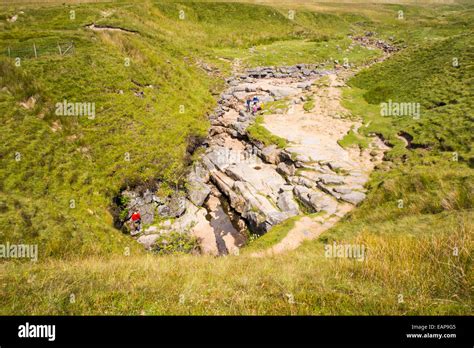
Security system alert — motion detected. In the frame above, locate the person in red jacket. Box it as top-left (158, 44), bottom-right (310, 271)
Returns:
top-left (131, 210), bottom-right (141, 234)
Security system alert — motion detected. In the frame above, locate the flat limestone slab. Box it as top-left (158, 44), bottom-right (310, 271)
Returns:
top-left (225, 163), bottom-right (286, 200)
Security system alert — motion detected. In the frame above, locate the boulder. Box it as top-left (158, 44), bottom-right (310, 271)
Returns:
top-left (192, 161), bottom-right (209, 182)
top-left (157, 195), bottom-right (187, 218)
top-left (277, 191), bottom-right (300, 215)
top-left (246, 211), bottom-right (269, 233)
top-left (210, 126), bottom-right (226, 136)
top-left (136, 203), bottom-right (155, 224)
top-left (297, 81), bottom-right (312, 89)
top-left (279, 185), bottom-right (294, 192)
top-left (157, 205), bottom-right (170, 217)
top-left (293, 185), bottom-right (312, 207)
top-left (206, 147), bottom-right (232, 171)
top-left (232, 180), bottom-right (282, 229)
top-left (233, 122), bottom-right (249, 137)
top-left (333, 187), bottom-right (352, 194)
top-left (319, 183), bottom-right (341, 199)
top-left (187, 180), bottom-right (211, 207)
top-left (265, 211), bottom-right (290, 225)
top-left (201, 155), bottom-right (216, 172)
top-left (144, 225), bottom-right (159, 234)
top-left (276, 162), bottom-right (295, 176)
top-left (168, 195), bottom-right (187, 217)
top-left (171, 201), bottom-right (201, 231)
top-left (258, 94), bottom-right (275, 103)
top-left (233, 91), bottom-right (248, 101)
top-left (210, 171), bottom-right (235, 196)
top-left (143, 189), bottom-right (154, 204)
top-left (226, 129), bottom-right (239, 137)
top-left (267, 86), bottom-right (299, 99)
top-left (319, 174), bottom-right (345, 185)
top-left (261, 145), bottom-right (281, 164)
top-left (244, 85), bottom-right (257, 92)
top-left (295, 154), bottom-right (311, 163)
top-left (309, 192), bottom-right (338, 215)
top-left (137, 234), bottom-right (160, 250)
top-left (297, 176), bottom-right (315, 188)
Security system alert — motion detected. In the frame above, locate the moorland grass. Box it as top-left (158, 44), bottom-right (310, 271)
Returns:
top-left (0, 0), bottom-right (472, 315)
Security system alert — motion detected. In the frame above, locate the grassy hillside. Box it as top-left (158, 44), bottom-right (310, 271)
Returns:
top-left (0, 0), bottom-right (391, 257)
top-left (349, 34), bottom-right (474, 162)
top-left (0, 1), bottom-right (472, 315)
top-left (1, 211), bottom-right (471, 315)
top-left (0, 2), bottom-right (223, 257)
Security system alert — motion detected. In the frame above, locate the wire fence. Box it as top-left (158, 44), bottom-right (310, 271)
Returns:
top-left (1, 42), bottom-right (75, 59)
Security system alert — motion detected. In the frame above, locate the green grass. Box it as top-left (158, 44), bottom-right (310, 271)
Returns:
top-left (243, 212), bottom-right (326, 253)
top-left (303, 96), bottom-right (314, 112)
top-left (338, 129), bottom-right (369, 149)
top-left (242, 215), bottom-right (298, 253)
top-left (349, 33), bottom-right (474, 164)
top-left (215, 38), bottom-right (382, 68)
top-left (247, 115), bottom-right (288, 149)
top-left (260, 98), bottom-right (289, 114)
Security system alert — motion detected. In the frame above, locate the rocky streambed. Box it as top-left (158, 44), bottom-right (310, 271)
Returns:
top-left (117, 63), bottom-right (388, 256)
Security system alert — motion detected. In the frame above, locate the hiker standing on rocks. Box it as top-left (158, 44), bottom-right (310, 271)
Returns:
top-left (252, 103), bottom-right (258, 115)
top-left (251, 96), bottom-right (260, 115)
top-left (131, 210), bottom-right (141, 235)
top-left (246, 98), bottom-right (251, 112)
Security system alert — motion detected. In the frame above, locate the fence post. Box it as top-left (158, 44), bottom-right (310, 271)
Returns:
top-left (33, 43), bottom-right (37, 58)
top-left (57, 43), bottom-right (62, 56)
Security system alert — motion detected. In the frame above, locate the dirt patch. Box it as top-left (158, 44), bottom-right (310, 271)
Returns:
top-left (85, 24), bottom-right (138, 34)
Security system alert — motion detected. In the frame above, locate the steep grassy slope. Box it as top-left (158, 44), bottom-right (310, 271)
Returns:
top-left (349, 34), bottom-right (474, 162)
top-left (0, 3), bottom-right (225, 257)
top-left (0, 1), bottom-right (472, 315)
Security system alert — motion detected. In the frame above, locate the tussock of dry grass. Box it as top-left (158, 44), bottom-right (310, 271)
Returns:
top-left (1, 211), bottom-right (471, 315)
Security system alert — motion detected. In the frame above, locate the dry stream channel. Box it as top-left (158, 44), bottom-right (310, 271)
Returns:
top-left (120, 60), bottom-right (390, 256)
